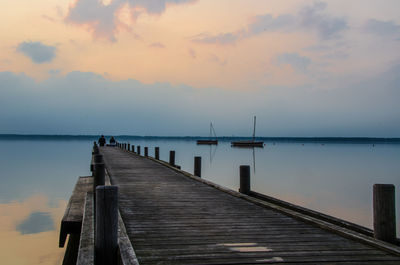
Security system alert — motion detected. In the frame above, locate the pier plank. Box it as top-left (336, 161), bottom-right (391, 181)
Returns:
top-left (59, 176), bottom-right (93, 247)
top-left (100, 147), bottom-right (400, 264)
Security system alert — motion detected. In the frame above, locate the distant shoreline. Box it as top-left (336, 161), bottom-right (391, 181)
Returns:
top-left (0, 134), bottom-right (399, 144)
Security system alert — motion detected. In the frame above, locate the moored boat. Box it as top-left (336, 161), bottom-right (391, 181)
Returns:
top-left (231, 116), bottom-right (264, 148)
top-left (197, 123), bottom-right (218, 145)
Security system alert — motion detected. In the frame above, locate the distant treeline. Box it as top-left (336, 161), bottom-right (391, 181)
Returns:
top-left (1, 134), bottom-right (400, 144)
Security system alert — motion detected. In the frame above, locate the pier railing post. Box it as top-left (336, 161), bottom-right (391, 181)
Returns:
top-left (155, 147), bottom-right (159, 160)
top-left (169, 151), bottom-right (175, 166)
top-left (239, 165), bottom-right (250, 195)
top-left (373, 184), bottom-right (396, 243)
top-left (144, 147), bottom-right (148, 157)
top-left (128, 143), bottom-right (130, 151)
top-left (131, 145), bottom-right (135, 153)
top-left (137, 146), bottom-right (141, 155)
top-left (194, 156), bottom-right (201, 177)
top-left (92, 143), bottom-right (99, 155)
top-left (95, 186), bottom-right (118, 265)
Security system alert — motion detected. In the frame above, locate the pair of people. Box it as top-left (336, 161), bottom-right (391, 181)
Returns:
top-left (98, 135), bottom-right (116, 146)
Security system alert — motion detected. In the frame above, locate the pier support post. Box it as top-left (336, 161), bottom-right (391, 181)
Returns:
top-left (93, 154), bottom-right (103, 164)
top-left (131, 145), bottom-right (135, 153)
top-left (137, 146), bottom-right (141, 155)
top-left (239, 165), bottom-right (250, 195)
top-left (93, 162), bottom-right (105, 193)
top-left (155, 147), bottom-right (159, 160)
top-left (194, 156), bottom-right (201, 177)
top-left (95, 186), bottom-right (118, 265)
top-left (373, 184), bottom-right (396, 243)
top-left (144, 147), bottom-right (148, 157)
top-left (169, 151), bottom-right (175, 166)
top-left (92, 143), bottom-right (99, 155)
top-left (128, 143), bottom-right (130, 151)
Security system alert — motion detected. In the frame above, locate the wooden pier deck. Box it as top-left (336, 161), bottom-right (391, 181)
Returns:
top-left (97, 146), bottom-right (400, 265)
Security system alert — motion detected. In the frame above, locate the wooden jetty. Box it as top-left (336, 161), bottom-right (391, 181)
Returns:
top-left (60, 143), bottom-right (400, 264)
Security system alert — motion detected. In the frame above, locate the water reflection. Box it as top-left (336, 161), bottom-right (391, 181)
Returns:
top-left (0, 137), bottom-right (399, 264)
top-left (209, 144), bottom-right (218, 164)
top-left (0, 194), bottom-right (66, 265)
top-left (17, 212), bottom-right (54, 235)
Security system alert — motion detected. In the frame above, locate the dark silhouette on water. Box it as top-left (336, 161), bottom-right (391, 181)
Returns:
top-left (197, 122), bottom-right (218, 145)
top-left (231, 116), bottom-right (264, 147)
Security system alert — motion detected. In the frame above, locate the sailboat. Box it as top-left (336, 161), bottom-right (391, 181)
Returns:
top-left (197, 122), bottom-right (218, 145)
top-left (231, 116), bottom-right (264, 147)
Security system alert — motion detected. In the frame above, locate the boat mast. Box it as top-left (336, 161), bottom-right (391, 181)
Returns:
top-left (211, 122), bottom-right (217, 139)
top-left (252, 116), bottom-right (256, 141)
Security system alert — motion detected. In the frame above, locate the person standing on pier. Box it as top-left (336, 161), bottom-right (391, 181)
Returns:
top-left (98, 135), bottom-right (106, 146)
top-left (109, 136), bottom-right (116, 146)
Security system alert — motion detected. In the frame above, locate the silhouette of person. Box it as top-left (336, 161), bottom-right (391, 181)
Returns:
top-left (98, 135), bottom-right (106, 146)
top-left (109, 136), bottom-right (116, 146)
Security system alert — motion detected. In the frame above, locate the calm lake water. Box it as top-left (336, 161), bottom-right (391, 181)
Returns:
top-left (0, 136), bottom-right (399, 264)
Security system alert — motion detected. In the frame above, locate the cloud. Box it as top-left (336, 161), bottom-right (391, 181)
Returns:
top-left (149, 42), bottom-right (165, 48)
top-left (66, 0), bottom-right (196, 41)
top-left (188, 48), bottom-right (196, 58)
top-left (248, 14), bottom-right (295, 35)
top-left (298, 1), bottom-right (347, 39)
top-left (1, 65), bottom-right (400, 137)
top-left (192, 32), bottom-right (242, 45)
top-left (364, 19), bottom-right (400, 37)
top-left (208, 53), bottom-right (227, 66)
top-left (16, 42), bottom-right (57, 64)
top-left (192, 1), bottom-right (347, 45)
top-left (275, 53), bottom-right (311, 72)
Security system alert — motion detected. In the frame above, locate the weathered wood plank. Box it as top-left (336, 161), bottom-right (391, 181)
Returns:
top-left (59, 176), bottom-right (93, 247)
top-left (76, 192), bottom-right (94, 265)
top-left (99, 146), bottom-right (400, 264)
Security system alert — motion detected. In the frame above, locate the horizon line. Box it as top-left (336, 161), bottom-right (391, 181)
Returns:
top-left (0, 134), bottom-right (399, 141)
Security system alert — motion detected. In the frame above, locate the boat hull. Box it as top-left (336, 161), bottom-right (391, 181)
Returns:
top-left (231, 141), bottom-right (264, 147)
top-left (197, 140), bottom-right (218, 145)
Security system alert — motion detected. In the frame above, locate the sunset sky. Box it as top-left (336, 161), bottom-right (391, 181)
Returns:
top-left (1, 0), bottom-right (400, 136)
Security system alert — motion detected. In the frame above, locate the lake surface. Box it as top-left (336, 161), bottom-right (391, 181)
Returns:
top-left (0, 136), bottom-right (399, 264)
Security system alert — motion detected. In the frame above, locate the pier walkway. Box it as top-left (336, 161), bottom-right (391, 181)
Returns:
top-left (98, 146), bottom-right (400, 264)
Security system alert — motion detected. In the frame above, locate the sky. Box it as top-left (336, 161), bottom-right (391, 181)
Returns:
top-left (1, 0), bottom-right (400, 137)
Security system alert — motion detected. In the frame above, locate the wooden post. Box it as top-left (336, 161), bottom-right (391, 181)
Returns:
top-left (373, 184), bottom-right (396, 243)
top-left (155, 147), bottom-right (159, 160)
top-left (144, 147), bottom-right (148, 157)
top-left (137, 146), bottom-right (141, 155)
top-left (131, 145), bottom-right (135, 153)
top-left (239, 165), bottom-right (250, 195)
top-left (92, 144), bottom-right (99, 155)
top-left (128, 143), bottom-right (130, 151)
top-left (93, 162), bottom-right (105, 193)
top-left (194, 156), bottom-right (201, 177)
top-left (93, 154), bottom-right (103, 164)
top-left (169, 151), bottom-right (175, 166)
top-left (124, 143), bottom-right (127, 150)
top-left (95, 186), bottom-right (118, 265)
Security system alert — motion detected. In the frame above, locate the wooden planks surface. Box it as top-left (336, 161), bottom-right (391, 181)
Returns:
top-left (100, 147), bottom-right (400, 265)
top-left (59, 176), bottom-right (93, 247)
